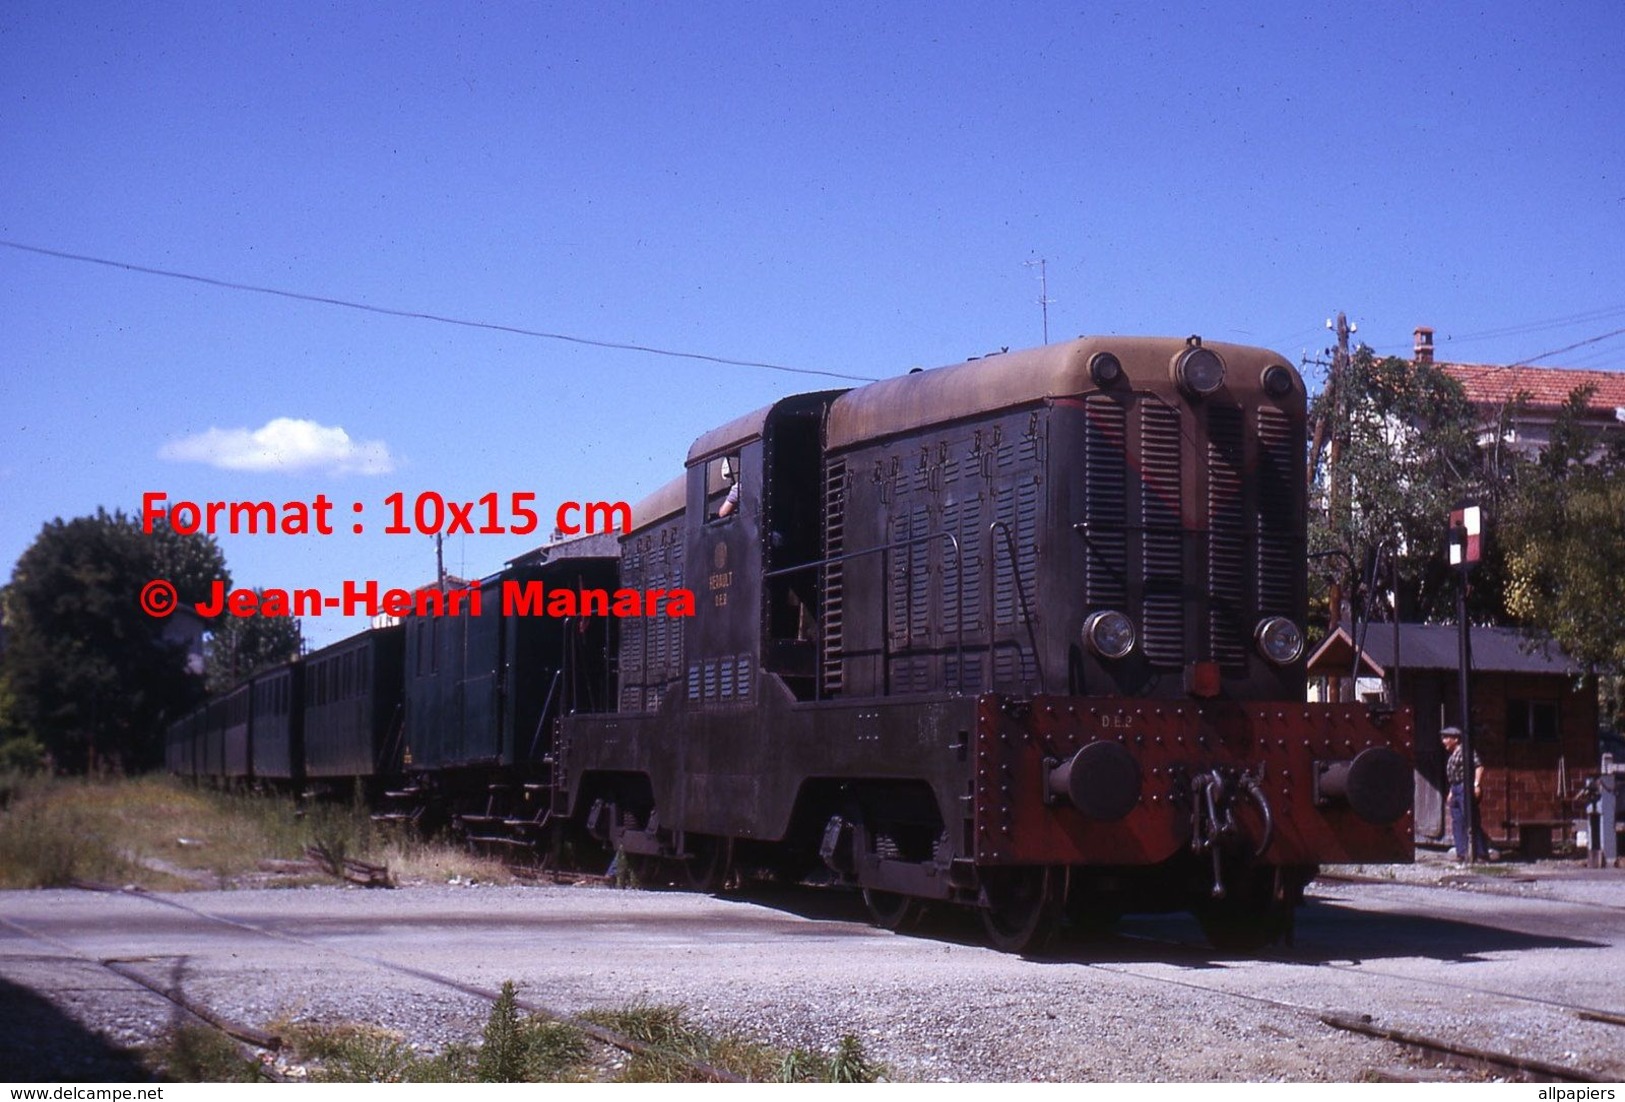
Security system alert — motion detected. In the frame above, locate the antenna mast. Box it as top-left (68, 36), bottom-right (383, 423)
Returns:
top-left (1024, 258), bottom-right (1053, 344)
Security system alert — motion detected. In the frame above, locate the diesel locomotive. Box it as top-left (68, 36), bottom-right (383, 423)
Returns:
top-left (169, 334), bottom-right (1414, 952)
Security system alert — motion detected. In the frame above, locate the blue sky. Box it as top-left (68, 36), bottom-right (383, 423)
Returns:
top-left (3, 2), bottom-right (1622, 646)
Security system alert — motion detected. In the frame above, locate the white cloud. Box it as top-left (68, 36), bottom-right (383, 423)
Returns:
top-left (159, 417), bottom-right (397, 475)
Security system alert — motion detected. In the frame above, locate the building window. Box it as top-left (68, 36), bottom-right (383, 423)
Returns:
top-left (1506, 699), bottom-right (1559, 742)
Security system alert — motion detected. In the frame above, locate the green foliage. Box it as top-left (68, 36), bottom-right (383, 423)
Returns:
top-left (1309, 348), bottom-right (1503, 625)
top-left (205, 600), bottom-right (304, 692)
top-left (280, 994), bottom-right (586, 1083)
top-left (0, 509), bottom-right (227, 772)
top-left (581, 1003), bottom-right (883, 1083)
top-left (147, 1025), bottom-right (264, 1083)
top-left (477, 981), bottom-right (526, 1082)
top-left (0, 734), bottom-right (48, 774)
top-left (284, 1022), bottom-right (442, 1082)
top-left (826, 1033), bottom-right (883, 1083)
top-left (0, 776), bottom-right (139, 887)
top-left (1501, 388), bottom-right (1625, 673)
top-left (778, 1034), bottom-right (883, 1083)
top-left (1316, 355), bottom-right (1625, 672)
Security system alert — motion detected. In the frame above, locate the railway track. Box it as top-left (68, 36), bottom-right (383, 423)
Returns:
top-left (6, 876), bottom-right (1617, 1083)
top-left (10, 885), bottom-right (742, 1083)
top-left (1077, 922), bottom-right (1619, 1083)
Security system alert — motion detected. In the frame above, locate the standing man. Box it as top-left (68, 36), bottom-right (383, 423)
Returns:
top-left (1442, 726), bottom-right (1497, 861)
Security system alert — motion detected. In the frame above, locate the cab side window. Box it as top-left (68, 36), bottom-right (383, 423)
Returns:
top-left (708, 454), bottom-right (741, 521)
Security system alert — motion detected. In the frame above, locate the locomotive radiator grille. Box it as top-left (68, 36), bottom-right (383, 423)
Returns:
top-left (1082, 396), bottom-right (1128, 609)
top-left (1256, 408), bottom-right (1298, 616)
top-left (1206, 406), bottom-right (1248, 666)
top-left (1139, 401), bottom-right (1184, 665)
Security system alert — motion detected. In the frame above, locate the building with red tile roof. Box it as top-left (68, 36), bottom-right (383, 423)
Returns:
top-left (1411, 326), bottom-right (1625, 454)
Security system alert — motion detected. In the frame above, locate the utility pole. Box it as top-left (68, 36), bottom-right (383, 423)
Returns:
top-left (1449, 503), bottom-right (1484, 864)
top-left (1308, 312), bottom-right (1355, 699)
top-left (1024, 258), bottom-right (1053, 344)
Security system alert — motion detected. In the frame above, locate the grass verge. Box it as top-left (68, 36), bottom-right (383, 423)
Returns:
top-left (0, 772), bottom-right (509, 890)
top-left (157, 988), bottom-right (887, 1083)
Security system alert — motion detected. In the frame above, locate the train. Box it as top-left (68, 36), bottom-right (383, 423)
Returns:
top-left (167, 333), bottom-right (1414, 952)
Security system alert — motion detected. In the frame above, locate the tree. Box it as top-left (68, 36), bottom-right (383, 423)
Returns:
top-left (1309, 346), bottom-right (1503, 628)
top-left (0, 509), bottom-right (228, 772)
top-left (205, 597), bottom-right (304, 692)
top-left (1500, 387), bottom-right (1625, 674)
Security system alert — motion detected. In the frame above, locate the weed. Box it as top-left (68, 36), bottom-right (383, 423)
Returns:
top-left (477, 981), bottom-right (525, 1081)
top-left (827, 1033), bottom-right (883, 1082)
top-left (776, 1034), bottom-right (883, 1083)
top-left (579, 1002), bottom-right (883, 1083)
top-left (145, 1024), bottom-right (263, 1082)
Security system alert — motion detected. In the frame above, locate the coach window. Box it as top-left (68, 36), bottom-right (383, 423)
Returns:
top-left (708, 453), bottom-right (742, 522)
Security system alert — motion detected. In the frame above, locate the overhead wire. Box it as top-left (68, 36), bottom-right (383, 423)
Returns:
top-left (1439, 303), bottom-right (1625, 346)
top-left (0, 239), bottom-right (882, 384)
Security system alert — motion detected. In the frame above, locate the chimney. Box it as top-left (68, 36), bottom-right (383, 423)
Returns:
top-left (1413, 326), bottom-right (1435, 364)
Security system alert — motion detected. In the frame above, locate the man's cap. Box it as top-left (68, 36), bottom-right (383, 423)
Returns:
top-left (1440, 726), bottom-right (1462, 738)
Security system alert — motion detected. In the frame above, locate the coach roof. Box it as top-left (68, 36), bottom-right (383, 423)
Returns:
top-left (826, 335), bottom-right (1274, 450)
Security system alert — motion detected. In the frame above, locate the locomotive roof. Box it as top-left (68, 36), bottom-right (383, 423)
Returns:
top-left (825, 336), bottom-right (1276, 449)
top-left (628, 474), bottom-right (686, 532)
top-left (686, 404), bottom-right (773, 465)
top-left (685, 390), bottom-right (848, 465)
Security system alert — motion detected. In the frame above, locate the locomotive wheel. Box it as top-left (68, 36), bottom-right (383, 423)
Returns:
top-left (978, 866), bottom-right (1064, 954)
top-left (1193, 868), bottom-right (1297, 951)
top-left (861, 888), bottom-right (922, 931)
top-left (1064, 893), bottom-right (1122, 941)
top-left (682, 834), bottom-right (734, 893)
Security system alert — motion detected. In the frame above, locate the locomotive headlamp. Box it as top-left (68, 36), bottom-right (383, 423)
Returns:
top-left (1262, 364), bottom-right (1295, 397)
top-left (1089, 351), bottom-right (1123, 386)
top-left (1255, 616), bottom-right (1305, 665)
top-left (1173, 342), bottom-right (1226, 396)
top-left (1083, 610), bottom-right (1136, 659)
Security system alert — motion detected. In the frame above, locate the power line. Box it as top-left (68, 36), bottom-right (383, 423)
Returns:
top-left (1512, 327), bottom-right (1625, 367)
top-left (1440, 303), bottom-right (1625, 345)
top-left (0, 239), bottom-right (881, 384)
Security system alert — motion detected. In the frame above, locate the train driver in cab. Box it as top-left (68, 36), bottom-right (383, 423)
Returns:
top-left (716, 456), bottom-right (741, 519)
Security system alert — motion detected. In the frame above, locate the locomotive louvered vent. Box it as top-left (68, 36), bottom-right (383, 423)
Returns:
top-left (940, 493), bottom-right (983, 638)
top-left (1207, 406), bottom-right (1247, 666)
top-left (1256, 409), bottom-right (1298, 616)
top-left (666, 541), bottom-right (685, 671)
top-left (1140, 401), bottom-right (1184, 666)
top-left (992, 479), bottom-right (1039, 628)
top-left (911, 503), bottom-right (931, 641)
top-left (1083, 396), bottom-right (1128, 608)
top-left (945, 651), bottom-right (983, 693)
top-left (821, 460), bottom-right (847, 694)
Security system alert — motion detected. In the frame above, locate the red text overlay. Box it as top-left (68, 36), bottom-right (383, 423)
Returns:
top-left (171, 580), bottom-right (695, 620)
top-left (141, 491), bottom-right (631, 538)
